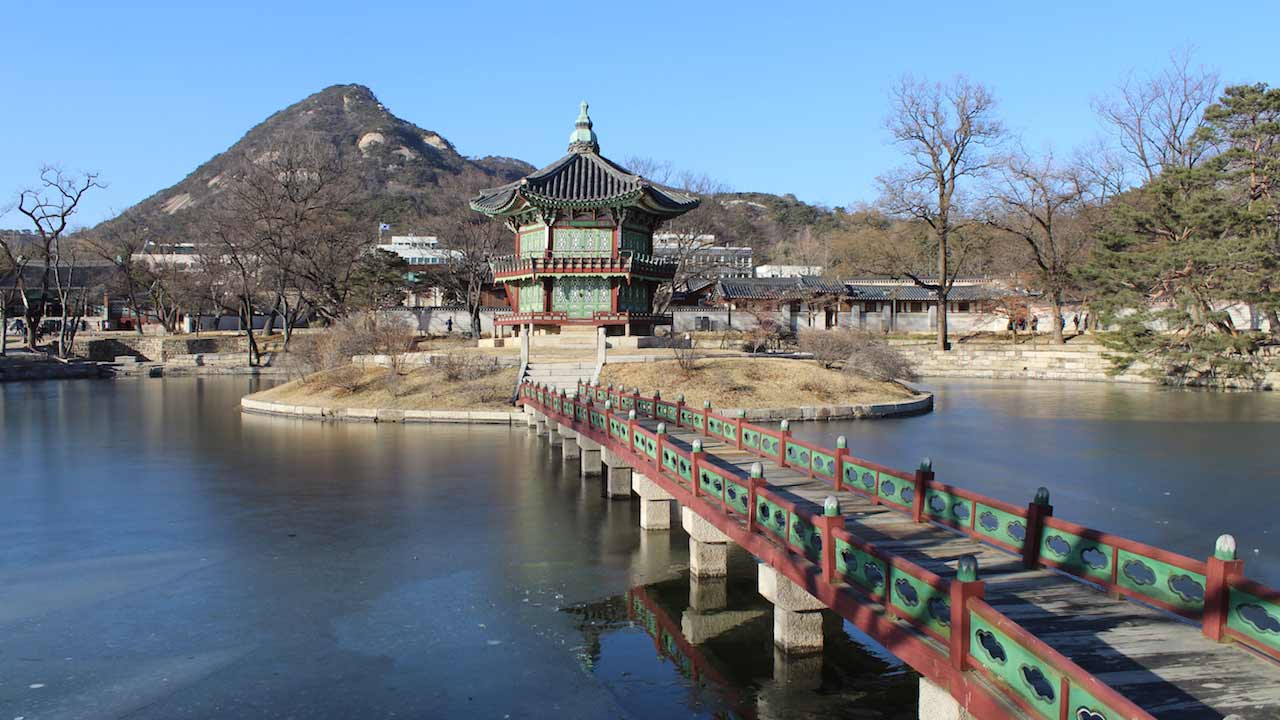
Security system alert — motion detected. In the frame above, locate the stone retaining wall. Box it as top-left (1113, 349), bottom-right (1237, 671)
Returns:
top-left (890, 340), bottom-right (1152, 383)
top-left (240, 397), bottom-right (523, 424)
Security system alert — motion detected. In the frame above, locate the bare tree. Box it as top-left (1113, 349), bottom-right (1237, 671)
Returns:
top-left (877, 76), bottom-right (1004, 350)
top-left (625, 159), bottom-right (729, 312)
top-left (1093, 49), bottom-right (1220, 184)
top-left (226, 140), bottom-right (352, 348)
top-left (433, 197), bottom-right (506, 336)
top-left (2, 168), bottom-right (103, 350)
top-left (984, 148), bottom-right (1095, 343)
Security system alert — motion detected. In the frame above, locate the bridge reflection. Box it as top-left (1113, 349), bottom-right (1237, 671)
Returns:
top-left (561, 569), bottom-right (918, 719)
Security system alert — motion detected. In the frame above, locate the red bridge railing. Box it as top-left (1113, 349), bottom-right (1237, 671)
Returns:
top-left (522, 380), bottom-right (1280, 718)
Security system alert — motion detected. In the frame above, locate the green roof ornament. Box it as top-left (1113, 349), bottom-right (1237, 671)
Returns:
top-left (568, 100), bottom-right (599, 153)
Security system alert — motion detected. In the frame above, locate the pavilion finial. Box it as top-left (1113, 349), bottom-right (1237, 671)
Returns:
top-left (568, 100), bottom-right (599, 153)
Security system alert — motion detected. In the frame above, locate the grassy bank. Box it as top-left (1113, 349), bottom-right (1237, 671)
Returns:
top-left (597, 357), bottom-right (915, 409)
top-left (250, 364), bottom-right (518, 411)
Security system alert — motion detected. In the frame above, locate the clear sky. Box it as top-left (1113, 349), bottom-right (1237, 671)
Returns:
top-left (2, 0), bottom-right (1276, 229)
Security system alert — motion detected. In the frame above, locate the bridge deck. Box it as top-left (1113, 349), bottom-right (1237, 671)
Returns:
top-left (643, 417), bottom-right (1280, 719)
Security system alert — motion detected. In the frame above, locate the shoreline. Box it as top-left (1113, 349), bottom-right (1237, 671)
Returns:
top-left (238, 387), bottom-right (933, 424)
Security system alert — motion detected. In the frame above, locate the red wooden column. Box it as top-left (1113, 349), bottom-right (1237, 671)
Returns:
top-left (689, 439), bottom-right (704, 498)
top-left (700, 400), bottom-right (712, 436)
top-left (911, 458), bottom-right (932, 523)
top-left (1022, 487), bottom-right (1054, 569)
top-left (1204, 534), bottom-right (1243, 641)
top-left (833, 435), bottom-right (849, 491)
top-left (949, 555), bottom-right (985, 672)
top-left (674, 394), bottom-right (686, 429)
top-left (733, 409), bottom-right (745, 450)
top-left (651, 390), bottom-right (661, 419)
top-left (777, 420), bottom-right (791, 466)
top-left (816, 496), bottom-right (846, 581)
top-left (746, 462), bottom-right (764, 534)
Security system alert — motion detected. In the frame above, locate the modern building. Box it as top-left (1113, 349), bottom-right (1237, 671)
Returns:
top-left (652, 235), bottom-right (753, 280)
top-left (755, 264), bottom-right (824, 278)
top-left (375, 235), bottom-right (459, 266)
top-left (471, 102), bottom-right (698, 336)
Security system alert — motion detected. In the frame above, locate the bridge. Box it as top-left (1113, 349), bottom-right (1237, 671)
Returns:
top-left (519, 380), bottom-right (1280, 720)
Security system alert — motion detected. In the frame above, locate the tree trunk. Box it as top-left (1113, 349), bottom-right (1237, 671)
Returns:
top-left (1, 301), bottom-right (7, 356)
top-left (241, 299), bottom-right (259, 367)
top-left (936, 229), bottom-right (949, 351)
top-left (1050, 291), bottom-right (1065, 345)
top-left (1267, 308), bottom-right (1280, 339)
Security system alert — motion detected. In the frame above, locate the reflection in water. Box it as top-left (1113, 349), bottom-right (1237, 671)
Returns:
top-left (1, 377), bottom-right (915, 719)
top-left (790, 379), bottom-right (1280, 585)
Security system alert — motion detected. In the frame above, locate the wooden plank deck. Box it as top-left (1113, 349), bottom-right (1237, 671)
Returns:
top-left (641, 417), bottom-right (1280, 720)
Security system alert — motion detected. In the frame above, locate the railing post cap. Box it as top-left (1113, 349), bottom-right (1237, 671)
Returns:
top-left (604, 400), bottom-right (613, 411)
top-left (677, 393), bottom-right (685, 403)
top-left (957, 555), bottom-right (979, 582)
top-left (738, 409), bottom-right (747, 418)
top-left (824, 495), bottom-right (840, 517)
top-left (1215, 534), bottom-right (1238, 561)
top-left (836, 435), bottom-right (847, 449)
top-left (628, 409), bottom-right (637, 420)
top-left (607, 383), bottom-right (614, 390)
top-left (653, 389), bottom-right (660, 399)
top-left (1033, 487), bottom-right (1051, 506)
top-left (703, 400), bottom-right (712, 409)
top-left (691, 439), bottom-right (703, 453)
top-left (919, 457), bottom-right (932, 472)
top-left (750, 462), bottom-right (763, 479)
top-left (779, 419), bottom-right (789, 431)
top-left (656, 422), bottom-right (666, 435)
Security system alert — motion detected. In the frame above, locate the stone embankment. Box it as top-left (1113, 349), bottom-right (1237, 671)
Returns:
top-left (240, 397), bottom-right (524, 424)
top-left (890, 339), bottom-right (1151, 383)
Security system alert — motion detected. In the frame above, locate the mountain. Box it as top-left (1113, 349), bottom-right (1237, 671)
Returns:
top-left (101, 84), bottom-right (534, 240)
top-left (95, 83), bottom-right (832, 256)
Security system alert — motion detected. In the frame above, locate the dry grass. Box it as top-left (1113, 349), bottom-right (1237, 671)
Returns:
top-left (251, 364), bottom-right (518, 411)
top-left (597, 357), bottom-right (915, 409)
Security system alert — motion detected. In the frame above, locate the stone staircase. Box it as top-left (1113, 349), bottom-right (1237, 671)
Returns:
top-left (521, 361), bottom-right (596, 393)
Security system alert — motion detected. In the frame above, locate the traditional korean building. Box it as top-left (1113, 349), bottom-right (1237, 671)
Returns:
top-left (471, 102), bottom-right (698, 336)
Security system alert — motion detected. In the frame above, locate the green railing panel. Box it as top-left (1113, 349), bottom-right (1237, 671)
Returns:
top-left (698, 466), bottom-right (724, 501)
top-left (680, 408), bottom-right (698, 426)
top-left (674, 453), bottom-right (692, 482)
top-left (662, 448), bottom-right (681, 476)
top-left (1226, 586), bottom-right (1280, 655)
top-left (924, 488), bottom-right (973, 528)
top-left (784, 441), bottom-right (811, 470)
top-left (656, 403), bottom-right (677, 421)
top-left (844, 461), bottom-right (879, 495)
top-left (1115, 550), bottom-right (1206, 614)
top-left (969, 612), bottom-right (1062, 719)
top-left (724, 479), bottom-right (749, 515)
top-left (835, 539), bottom-right (887, 595)
top-left (811, 450), bottom-right (836, 480)
top-left (1068, 684), bottom-right (1127, 720)
top-left (877, 473), bottom-right (912, 508)
top-left (632, 595), bottom-right (657, 637)
top-left (760, 434), bottom-right (779, 455)
top-left (620, 396), bottom-right (634, 410)
top-left (659, 628), bottom-right (692, 677)
top-left (788, 512), bottom-right (822, 563)
top-left (638, 399), bottom-right (654, 415)
top-left (755, 496), bottom-right (788, 541)
top-left (719, 421), bottom-right (735, 442)
top-left (974, 503), bottom-right (1028, 551)
top-left (741, 427), bottom-right (761, 450)
top-left (707, 416), bottom-right (724, 436)
top-left (890, 572), bottom-right (951, 640)
top-left (1039, 527), bottom-right (1114, 585)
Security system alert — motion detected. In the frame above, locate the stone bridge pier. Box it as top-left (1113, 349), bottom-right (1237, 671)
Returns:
top-left (632, 471), bottom-right (674, 530)
top-left (601, 447), bottom-right (632, 499)
top-left (682, 506), bottom-right (730, 578)
top-left (556, 422), bottom-right (580, 461)
top-left (577, 434), bottom-right (602, 477)
top-left (758, 564), bottom-right (825, 655)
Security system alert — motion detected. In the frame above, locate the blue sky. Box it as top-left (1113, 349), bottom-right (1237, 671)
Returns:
top-left (2, 0), bottom-right (1276, 229)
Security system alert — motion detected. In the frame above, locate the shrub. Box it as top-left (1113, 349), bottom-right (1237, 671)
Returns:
top-left (843, 331), bottom-right (919, 382)
top-left (436, 352), bottom-right (500, 382)
top-left (799, 328), bottom-right (858, 368)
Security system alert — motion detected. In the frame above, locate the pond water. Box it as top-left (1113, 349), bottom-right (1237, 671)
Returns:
top-left (0, 377), bottom-right (913, 719)
top-left (3, 376), bottom-right (1277, 718)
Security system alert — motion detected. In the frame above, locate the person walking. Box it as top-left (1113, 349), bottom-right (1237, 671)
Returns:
top-left (1072, 315), bottom-right (1080, 333)
top-left (1030, 315), bottom-right (1039, 333)
top-left (445, 317), bottom-right (453, 334)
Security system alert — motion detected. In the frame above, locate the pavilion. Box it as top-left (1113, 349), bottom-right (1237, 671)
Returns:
top-left (471, 102), bottom-right (698, 337)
